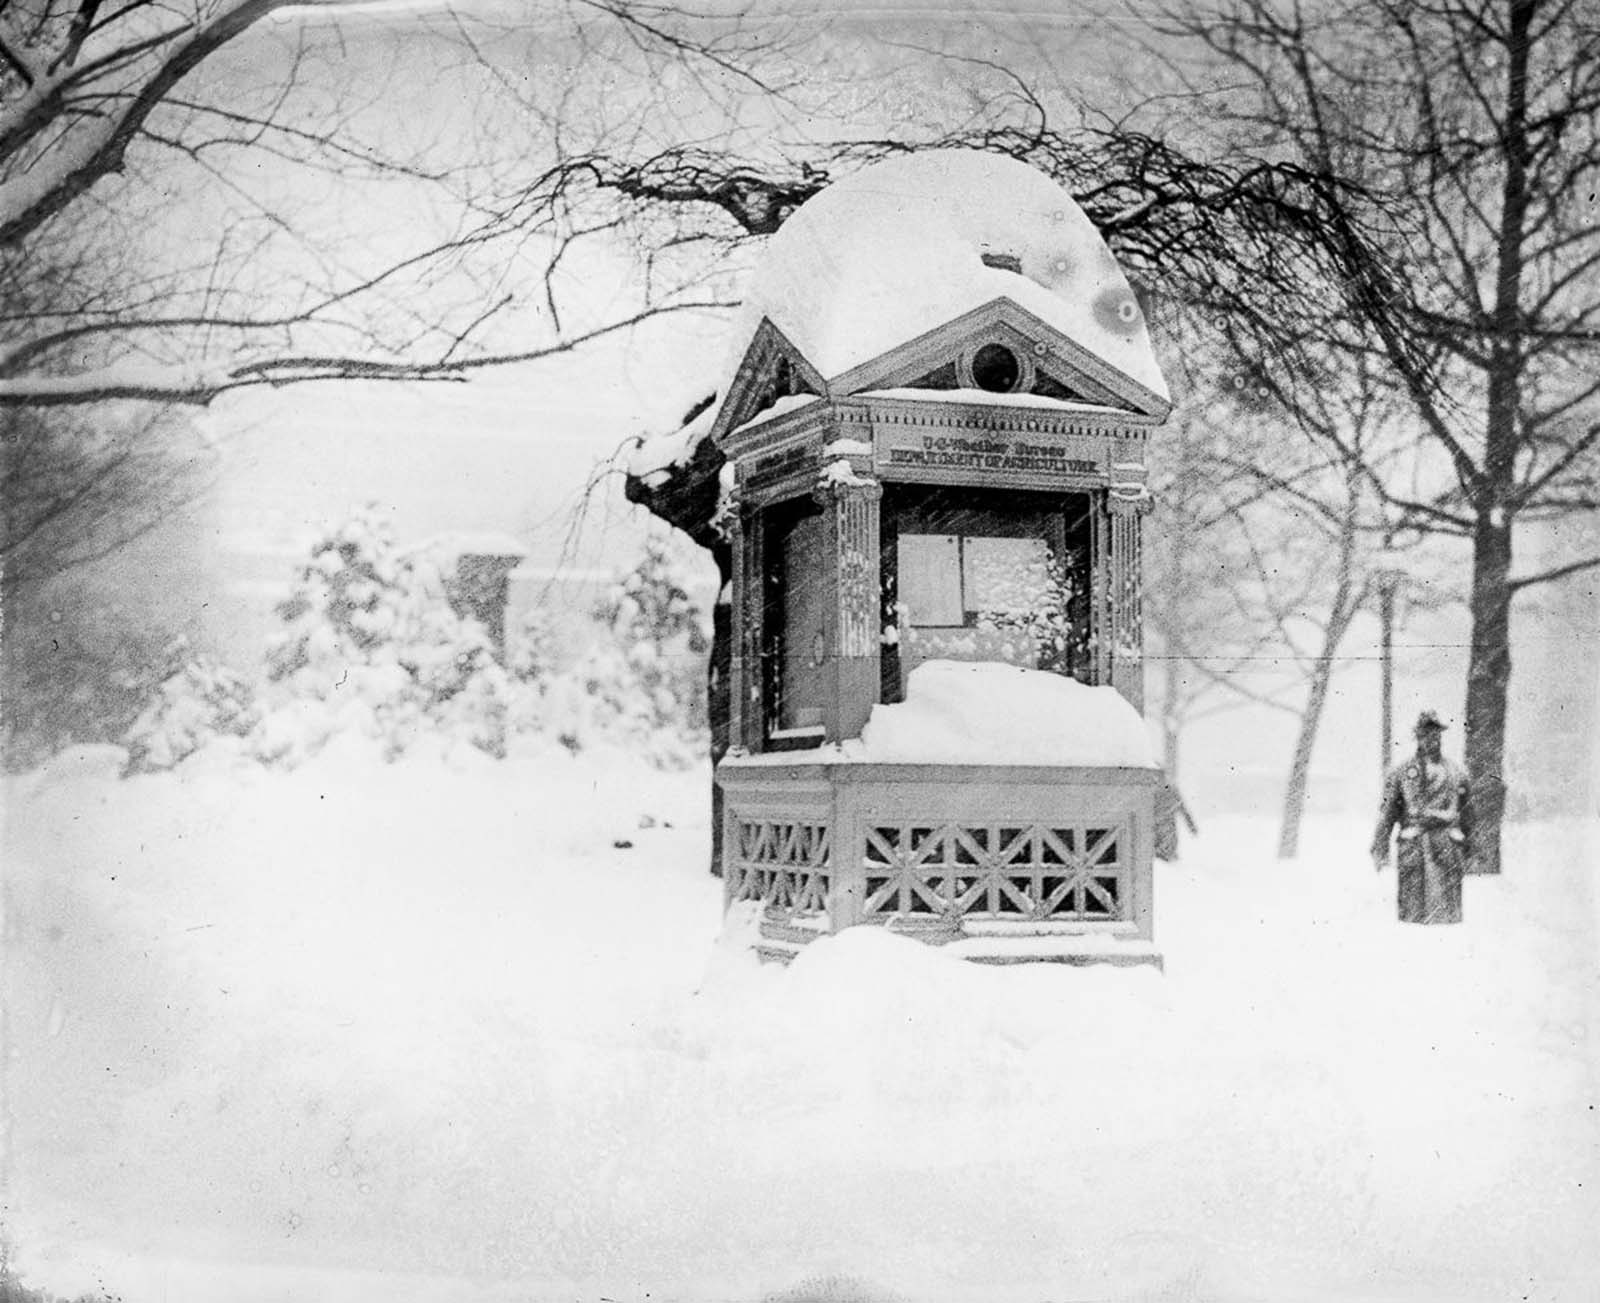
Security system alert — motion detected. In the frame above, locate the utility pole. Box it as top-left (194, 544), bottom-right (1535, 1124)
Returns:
top-left (1379, 572), bottom-right (1396, 772)
top-left (1374, 530), bottom-right (1406, 780)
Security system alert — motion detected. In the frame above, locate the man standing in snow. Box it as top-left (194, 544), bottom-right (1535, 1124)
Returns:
top-left (1370, 710), bottom-right (1475, 924)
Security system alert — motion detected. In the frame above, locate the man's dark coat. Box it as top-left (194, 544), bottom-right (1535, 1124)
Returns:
top-left (1372, 754), bottom-right (1475, 924)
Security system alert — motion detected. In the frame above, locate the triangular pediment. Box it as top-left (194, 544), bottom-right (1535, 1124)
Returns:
top-left (709, 319), bottom-right (826, 444)
top-left (895, 348), bottom-right (1112, 408)
top-left (829, 298), bottom-right (1170, 419)
top-left (712, 297), bottom-right (1169, 443)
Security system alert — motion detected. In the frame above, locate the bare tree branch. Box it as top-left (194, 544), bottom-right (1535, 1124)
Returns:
top-left (1508, 552), bottom-right (1600, 593)
top-left (0, 297), bottom-right (730, 404)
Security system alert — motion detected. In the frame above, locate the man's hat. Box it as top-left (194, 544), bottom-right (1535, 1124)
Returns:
top-left (1414, 709), bottom-right (1448, 732)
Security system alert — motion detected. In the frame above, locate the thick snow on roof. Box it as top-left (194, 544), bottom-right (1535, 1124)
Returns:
top-left (716, 150), bottom-right (1168, 415)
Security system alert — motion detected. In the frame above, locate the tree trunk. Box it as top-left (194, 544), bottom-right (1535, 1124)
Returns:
top-left (1278, 470), bottom-right (1365, 861)
top-left (1379, 576), bottom-right (1395, 774)
top-left (1463, 513), bottom-right (1513, 874)
top-left (1275, 595), bottom-right (1359, 860)
top-left (1462, 0), bottom-right (1533, 876)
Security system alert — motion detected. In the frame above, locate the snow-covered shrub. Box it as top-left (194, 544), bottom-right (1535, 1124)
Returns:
top-left (506, 607), bottom-right (560, 688)
top-left (124, 654), bottom-right (260, 774)
top-left (254, 507), bottom-right (512, 765)
top-left (500, 607), bottom-right (582, 749)
top-left (596, 536), bottom-right (711, 726)
top-left (551, 537), bottom-right (712, 767)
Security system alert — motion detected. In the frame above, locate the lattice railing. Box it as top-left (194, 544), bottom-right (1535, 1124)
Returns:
top-left (861, 823), bottom-right (1127, 923)
top-left (728, 818), bottom-right (833, 917)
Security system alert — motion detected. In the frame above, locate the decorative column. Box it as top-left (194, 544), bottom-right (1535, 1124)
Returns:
top-left (1107, 463), bottom-right (1152, 713)
top-left (715, 483), bottom-right (760, 755)
top-left (709, 487), bottom-right (742, 882)
top-left (813, 463), bottom-right (883, 742)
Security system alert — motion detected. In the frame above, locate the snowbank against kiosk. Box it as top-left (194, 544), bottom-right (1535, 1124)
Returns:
top-left (726, 661), bottom-right (1157, 768)
top-left (858, 660), bottom-right (1157, 768)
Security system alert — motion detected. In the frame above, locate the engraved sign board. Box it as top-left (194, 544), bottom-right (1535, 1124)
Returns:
top-left (747, 441), bottom-right (815, 489)
top-left (742, 435), bottom-right (824, 504)
top-left (875, 427), bottom-right (1119, 487)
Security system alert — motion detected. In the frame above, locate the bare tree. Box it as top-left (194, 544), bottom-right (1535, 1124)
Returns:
top-left (1226, 362), bottom-right (1426, 860)
top-left (1145, 391), bottom-right (1300, 788)
top-left (0, 0), bottom-right (817, 772)
top-left (1143, 345), bottom-right (1419, 858)
top-left (1142, 0), bottom-right (1600, 872)
top-left (0, 398), bottom-right (221, 766)
top-left (1, 402), bottom-right (213, 585)
top-left (0, 0), bottom-right (798, 408)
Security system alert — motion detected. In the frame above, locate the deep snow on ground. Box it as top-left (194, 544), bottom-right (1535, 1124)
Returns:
top-left (3, 745), bottom-right (1598, 1303)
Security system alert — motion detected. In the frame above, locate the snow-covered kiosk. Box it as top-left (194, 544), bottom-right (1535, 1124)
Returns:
top-left (630, 151), bottom-right (1171, 964)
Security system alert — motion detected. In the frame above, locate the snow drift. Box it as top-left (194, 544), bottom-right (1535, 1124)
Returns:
top-left (3, 748), bottom-right (1596, 1303)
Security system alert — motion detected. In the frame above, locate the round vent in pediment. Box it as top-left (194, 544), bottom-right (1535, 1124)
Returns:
top-left (960, 341), bottom-right (1034, 395)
